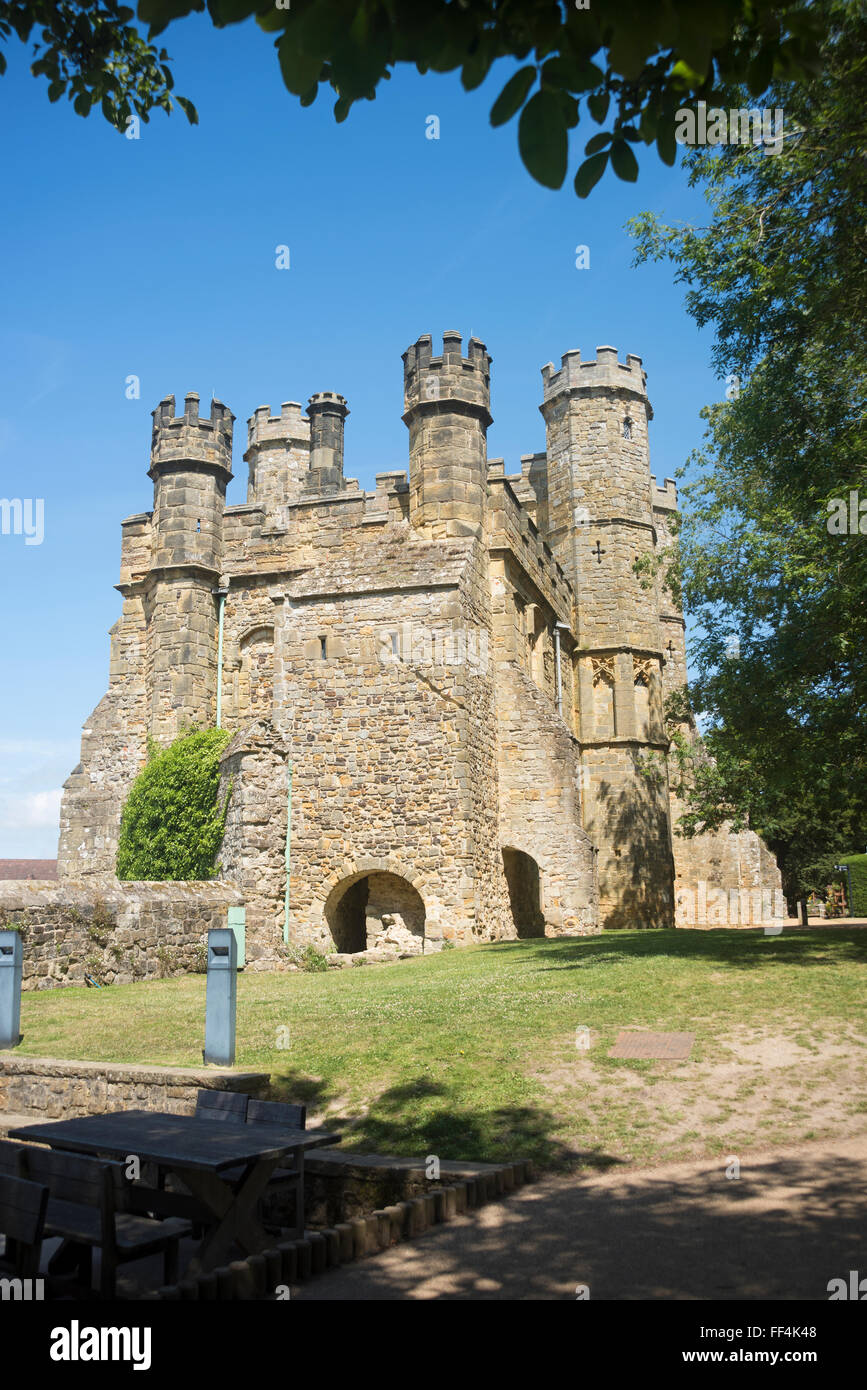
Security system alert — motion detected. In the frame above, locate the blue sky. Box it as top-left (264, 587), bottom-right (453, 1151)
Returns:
top-left (0, 13), bottom-right (719, 857)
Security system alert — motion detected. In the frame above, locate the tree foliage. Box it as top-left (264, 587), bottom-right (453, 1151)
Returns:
top-left (0, 1), bottom-right (197, 128)
top-left (116, 728), bottom-right (232, 881)
top-left (629, 0), bottom-right (867, 905)
top-left (839, 853), bottom-right (867, 918)
top-left (3, 1), bottom-right (827, 194)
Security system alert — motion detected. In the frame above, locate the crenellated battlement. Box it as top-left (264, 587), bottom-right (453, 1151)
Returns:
top-left (246, 401), bottom-right (311, 449)
top-left (652, 476), bottom-right (679, 511)
top-left (308, 390), bottom-right (349, 413)
top-left (541, 346), bottom-right (649, 409)
top-left (58, 326), bottom-right (783, 946)
top-left (402, 331), bottom-right (492, 419)
top-left (150, 392), bottom-right (234, 478)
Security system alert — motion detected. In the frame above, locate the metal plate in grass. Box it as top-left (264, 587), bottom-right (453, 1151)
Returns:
top-left (609, 1030), bottom-right (695, 1060)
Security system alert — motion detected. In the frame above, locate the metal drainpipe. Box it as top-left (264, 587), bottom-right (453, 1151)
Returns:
top-left (283, 760), bottom-right (293, 944)
top-left (213, 585), bottom-right (229, 728)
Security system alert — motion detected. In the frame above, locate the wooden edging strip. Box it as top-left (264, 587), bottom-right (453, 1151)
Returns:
top-left (154, 1159), bottom-right (535, 1300)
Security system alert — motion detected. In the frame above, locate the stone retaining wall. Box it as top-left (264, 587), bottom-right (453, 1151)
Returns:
top-left (0, 877), bottom-right (243, 989)
top-left (155, 1158), bottom-right (535, 1300)
top-left (0, 1056), bottom-right (268, 1119)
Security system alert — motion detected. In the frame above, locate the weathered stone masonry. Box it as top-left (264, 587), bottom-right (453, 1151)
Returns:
top-left (53, 332), bottom-right (780, 960)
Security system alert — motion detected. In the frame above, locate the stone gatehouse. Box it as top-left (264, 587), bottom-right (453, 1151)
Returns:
top-left (56, 332), bottom-right (781, 965)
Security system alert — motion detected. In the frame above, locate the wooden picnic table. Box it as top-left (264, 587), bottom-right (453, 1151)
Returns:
top-left (9, 1110), bottom-right (338, 1275)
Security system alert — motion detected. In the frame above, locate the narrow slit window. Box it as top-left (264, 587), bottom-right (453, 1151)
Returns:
top-left (319, 635), bottom-right (327, 660)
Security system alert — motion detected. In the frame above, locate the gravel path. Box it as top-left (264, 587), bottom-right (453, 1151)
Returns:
top-left (292, 1137), bottom-right (867, 1300)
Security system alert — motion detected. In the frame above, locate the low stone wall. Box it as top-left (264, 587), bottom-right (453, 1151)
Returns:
top-left (0, 1055), bottom-right (531, 1251)
top-left (0, 1055), bottom-right (269, 1120)
top-left (0, 877), bottom-right (243, 990)
top-left (157, 1158), bottom-right (535, 1299)
top-left (299, 1151), bottom-right (527, 1227)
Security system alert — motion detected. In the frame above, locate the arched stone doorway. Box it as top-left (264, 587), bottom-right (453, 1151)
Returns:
top-left (325, 871), bottom-right (426, 955)
top-left (502, 847), bottom-right (545, 938)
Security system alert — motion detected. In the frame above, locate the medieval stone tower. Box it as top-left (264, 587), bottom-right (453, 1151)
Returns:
top-left (538, 349), bottom-right (673, 928)
top-left (57, 332), bottom-right (781, 964)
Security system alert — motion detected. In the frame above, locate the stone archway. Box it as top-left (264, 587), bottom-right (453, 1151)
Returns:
top-left (502, 847), bottom-right (545, 938)
top-left (324, 870), bottom-right (427, 956)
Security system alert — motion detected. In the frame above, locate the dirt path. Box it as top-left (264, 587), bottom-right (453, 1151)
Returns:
top-left (292, 1136), bottom-right (867, 1300)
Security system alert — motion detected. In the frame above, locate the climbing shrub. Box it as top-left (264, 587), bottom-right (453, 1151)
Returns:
top-left (839, 854), bottom-right (867, 917)
top-left (116, 729), bottom-right (232, 881)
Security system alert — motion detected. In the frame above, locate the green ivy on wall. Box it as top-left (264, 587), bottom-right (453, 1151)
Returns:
top-left (116, 729), bottom-right (232, 881)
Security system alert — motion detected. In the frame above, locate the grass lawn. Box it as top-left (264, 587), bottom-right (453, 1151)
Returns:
top-left (16, 928), bottom-right (867, 1173)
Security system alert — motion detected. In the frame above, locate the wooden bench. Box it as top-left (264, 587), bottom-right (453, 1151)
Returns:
top-left (194, 1095), bottom-right (309, 1237)
top-left (194, 1090), bottom-right (249, 1123)
top-left (17, 1145), bottom-right (191, 1298)
top-left (0, 1138), bottom-right (23, 1178)
top-left (0, 1173), bottom-right (49, 1281)
top-left (247, 1098), bottom-right (306, 1130)
top-left (245, 1099), bottom-right (307, 1236)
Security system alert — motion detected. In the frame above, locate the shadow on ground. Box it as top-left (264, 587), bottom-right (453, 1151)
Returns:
top-left (268, 1072), bottom-right (617, 1172)
top-left (484, 927), bottom-right (867, 973)
top-left (293, 1142), bottom-right (867, 1301)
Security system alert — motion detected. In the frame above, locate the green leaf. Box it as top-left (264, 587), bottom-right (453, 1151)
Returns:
top-left (587, 90), bottom-right (609, 124)
top-left (568, 59), bottom-right (605, 92)
top-left (674, 10), bottom-right (714, 80)
top-left (539, 57), bottom-right (576, 89)
top-left (584, 131), bottom-right (611, 155)
top-left (610, 138), bottom-right (639, 182)
top-left (574, 151), bottom-right (608, 198)
top-left (277, 32), bottom-right (324, 96)
top-left (296, 2), bottom-right (349, 58)
top-left (553, 91), bottom-right (580, 130)
top-left (656, 112), bottom-right (678, 166)
top-left (747, 48), bottom-right (774, 97)
top-left (518, 89), bottom-right (568, 189)
top-left (210, 0), bottom-right (262, 26)
top-left (256, 7), bottom-right (288, 34)
top-left (489, 66), bottom-right (536, 127)
top-left (175, 95), bottom-right (198, 124)
top-left (639, 104), bottom-right (658, 142)
top-left (608, 23), bottom-right (656, 81)
top-left (461, 42), bottom-right (493, 91)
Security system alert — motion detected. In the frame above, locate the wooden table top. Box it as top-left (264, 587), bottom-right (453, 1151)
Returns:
top-left (9, 1110), bottom-right (339, 1173)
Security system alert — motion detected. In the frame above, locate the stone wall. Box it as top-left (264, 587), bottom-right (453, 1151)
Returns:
top-left (218, 723), bottom-right (289, 968)
top-left (0, 878), bottom-right (242, 990)
top-left (0, 1056), bottom-right (267, 1120)
top-left (495, 661), bottom-right (598, 935)
top-left (671, 809), bottom-right (785, 924)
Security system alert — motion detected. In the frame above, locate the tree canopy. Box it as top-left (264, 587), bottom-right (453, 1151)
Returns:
top-left (2, 1), bottom-right (827, 195)
top-left (629, 0), bottom-right (867, 906)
